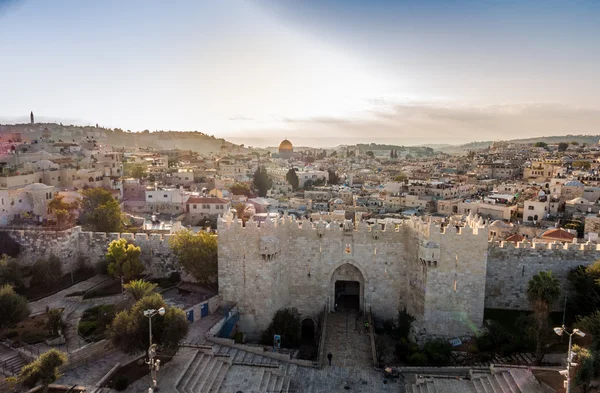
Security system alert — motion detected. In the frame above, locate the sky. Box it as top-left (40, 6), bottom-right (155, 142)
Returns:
top-left (1, 0), bottom-right (599, 147)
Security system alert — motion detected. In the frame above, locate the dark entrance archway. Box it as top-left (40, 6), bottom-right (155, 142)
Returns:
top-left (301, 318), bottom-right (315, 344)
top-left (335, 280), bottom-right (360, 311)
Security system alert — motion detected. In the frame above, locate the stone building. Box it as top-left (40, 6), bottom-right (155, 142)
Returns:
top-left (217, 212), bottom-right (489, 340)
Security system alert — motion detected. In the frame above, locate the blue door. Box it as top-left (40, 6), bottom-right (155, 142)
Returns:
top-left (186, 310), bottom-right (194, 323)
top-left (201, 303), bottom-right (209, 318)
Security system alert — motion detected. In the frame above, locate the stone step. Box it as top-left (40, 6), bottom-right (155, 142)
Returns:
top-left (273, 373), bottom-right (285, 393)
top-left (485, 374), bottom-right (503, 393)
top-left (472, 378), bottom-right (486, 393)
top-left (234, 349), bottom-right (246, 362)
top-left (502, 371), bottom-right (520, 393)
top-left (267, 372), bottom-right (281, 393)
top-left (259, 370), bottom-right (272, 392)
top-left (176, 351), bottom-right (202, 389)
top-left (208, 362), bottom-right (229, 393)
top-left (493, 372), bottom-right (510, 393)
top-left (184, 354), bottom-right (212, 393)
top-left (194, 360), bottom-right (222, 393)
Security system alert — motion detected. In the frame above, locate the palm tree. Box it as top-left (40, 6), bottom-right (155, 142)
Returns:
top-left (232, 202), bottom-right (251, 224)
top-left (527, 270), bottom-right (561, 365)
top-left (124, 279), bottom-right (158, 301)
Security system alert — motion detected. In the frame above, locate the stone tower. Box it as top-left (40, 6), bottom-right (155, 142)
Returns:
top-left (30, 111), bottom-right (34, 124)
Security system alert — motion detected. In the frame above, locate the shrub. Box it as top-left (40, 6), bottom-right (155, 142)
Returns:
top-left (423, 340), bottom-right (452, 357)
top-left (395, 339), bottom-right (410, 362)
top-left (115, 375), bottom-right (128, 391)
top-left (476, 334), bottom-right (495, 352)
top-left (0, 284), bottom-right (30, 328)
top-left (30, 256), bottom-right (63, 288)
top-left (20, 331), bottom-right (47, 344)
top-left (234, 332), bottom-right (243, 344)
top-left (78, 321), bottom-right (98, 337)
top-left (6, 330), bottom-right (18, 338)
top-left (260, 308), bottom-right (302, 349)
top-left (45, 309), bottom-right (65, 337)
top-left (169, 271), bottom-right (181, 283)
top-left (7, 349), bottom-right (67, 390)
top-left (408, 352), bottom-right (428, 366)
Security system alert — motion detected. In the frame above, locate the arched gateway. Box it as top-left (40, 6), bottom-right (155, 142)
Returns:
top-left (331, 263), bottom-right (365, 312)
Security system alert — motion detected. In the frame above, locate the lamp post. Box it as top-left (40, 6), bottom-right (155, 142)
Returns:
top-left (553, 325), bottom-right (586, 393)
top-left (143, 307), bottom-right (165, 393)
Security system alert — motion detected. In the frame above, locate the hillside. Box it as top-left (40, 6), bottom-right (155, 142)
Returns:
top-left (433, 134), bottom-right (600, 154)
top-left (0, 123), bottom-right (239, 154)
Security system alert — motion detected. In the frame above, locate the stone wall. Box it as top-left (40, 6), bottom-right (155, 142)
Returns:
top-left (486, 241), bottom-right (600, 310)
top-left (217, 213), bottom-right (490, 339)
top-left (2, 226), bottom-right (182, 278)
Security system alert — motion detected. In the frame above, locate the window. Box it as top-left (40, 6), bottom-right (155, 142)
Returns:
top-left (148, 195), bottom-right (153, 198)
top-left (163, 194), bottom-right (168, 198)
top-left (193, 205), bottom-right (197, 209)
top-left (528, 205), bottom-right (534, 210)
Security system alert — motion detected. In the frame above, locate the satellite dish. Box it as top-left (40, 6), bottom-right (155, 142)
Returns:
top-left (538, 190), bottom-right (546, 196)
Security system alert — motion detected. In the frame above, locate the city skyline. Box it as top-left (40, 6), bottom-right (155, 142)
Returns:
top-left (1, 0), bottom-right (599, 147)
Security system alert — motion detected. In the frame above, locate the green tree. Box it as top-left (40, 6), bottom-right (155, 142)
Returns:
top-left (80, 188), bottom-right (123, 232)
top-left (576, 310), bottom-right (600, 342)
top-left (30, 255), bottom-right (63, 288)
top-left (534, 141), bottom-right (548, 148)
top-left (366, 151), bottom-right (375, 158)
top-left (45, 309), bottom-right (65, 337)
top-left (124, 279), bottom-right (157, 301)
top-left (232, 202), bottom-right (252, 224)
top-left (394, 173), bottom-right (408, 183)
top-left (48, 195), bottom-right (79, 228)
top-left (567, 263), bottom-right (600, 321)
top-left (253, 166), bottom-right (272, 197)
top-left (129, 164), bottom-right (147, 179)
top-left (0, 284), bottom-right (30, 328)
top-left (169, 230), bottom-right (217, 287)
top-left (572, 345), bottom-right (595, 393)
top-left (558, 142), bottom-right (569, 152)
top-left (8, 349), bottom-right (68, 392)
top-left (230, 182), bottom-right (251, 197)
top-left (0, 255), bottom-right (24, 292)
top-left (527, 271), bottom-right (561, 365)
top-left (286, 168), bottom-right (299, 190)
top-left (108, 293), bottom-right (189, 354)
top-left (106, 238), bottom-right (144, 281)
top-left (327, 169), bottom-right (340, 185)
top-left (573, 160), bottom-right (591, 170)
top-left (260, 308), bottom-right (301, 349)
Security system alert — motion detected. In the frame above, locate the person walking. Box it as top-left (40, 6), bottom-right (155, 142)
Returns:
top-left (327, 352), bottom-right (333, 366)
top-left (364, 321), bottom-right (370, 334)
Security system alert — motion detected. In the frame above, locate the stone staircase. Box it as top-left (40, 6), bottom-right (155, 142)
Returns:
top-left (324, 311), bottom-right (372, 368)
top-left (406, 369), bottom-right (547, 393)
top-left (0, 352), bottom-right (27, 377)
top-left (176, 351), bottom-right (230, 393)
top-left (212, 344), bottom-right (280, 367)
top-left (255, 368), bottom-right (291, 393)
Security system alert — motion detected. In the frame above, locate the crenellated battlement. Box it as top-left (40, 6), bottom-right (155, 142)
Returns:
top-left (216, 212), bottom-right (489, 241)
top-left (489, 239), bottom-right (600, 252)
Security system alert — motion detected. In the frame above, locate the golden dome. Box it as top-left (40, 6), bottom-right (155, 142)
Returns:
top-left (278, 139), bottom-right (293, 152)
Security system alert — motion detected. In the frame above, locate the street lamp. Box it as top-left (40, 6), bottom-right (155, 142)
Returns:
top-left (144, 307), bottom-right (165, 392)
top-left (553, 325), bottom-right (586, 393)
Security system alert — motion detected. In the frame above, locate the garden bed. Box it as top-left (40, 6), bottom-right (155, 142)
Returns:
top-left (105, 351), bottom-right (175, 391)
top-left (77, 304), bottom-right (116, 342)
top-left (24, 269), bottom-right (96, 301)
top-left (82, 279), bottom-right (123, 299)
top-left (0, 310), bottom-right (61, 346)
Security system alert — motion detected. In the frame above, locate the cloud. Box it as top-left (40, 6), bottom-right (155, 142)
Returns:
top-left (246, 103), bottom-right (600, 147)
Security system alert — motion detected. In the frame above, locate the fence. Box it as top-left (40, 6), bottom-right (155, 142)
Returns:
top-left (368, 307), bottom-right (377, 368)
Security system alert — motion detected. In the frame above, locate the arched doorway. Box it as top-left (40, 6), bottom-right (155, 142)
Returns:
top-left (301, 318), bottom-right (315, 344)
top-left (331, 263), bottom-right (365, 312)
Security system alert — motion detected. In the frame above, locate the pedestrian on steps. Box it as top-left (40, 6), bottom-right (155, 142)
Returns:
top-left (364, 321), bottom-right (369, 334)
top-left (327, 352), bottom-right (333, 366)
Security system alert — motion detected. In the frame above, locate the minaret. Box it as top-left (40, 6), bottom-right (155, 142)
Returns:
top-left (30, 111), bottom-right (34, 124)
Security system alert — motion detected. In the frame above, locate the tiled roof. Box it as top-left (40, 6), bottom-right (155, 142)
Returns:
top-left (186, 197), bottom-right (229, 204)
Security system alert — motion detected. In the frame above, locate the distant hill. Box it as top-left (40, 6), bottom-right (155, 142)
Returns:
top-left (432, 135), bottom-right (600, 154)
top-left (0, 123), bottom-right (239, 154)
